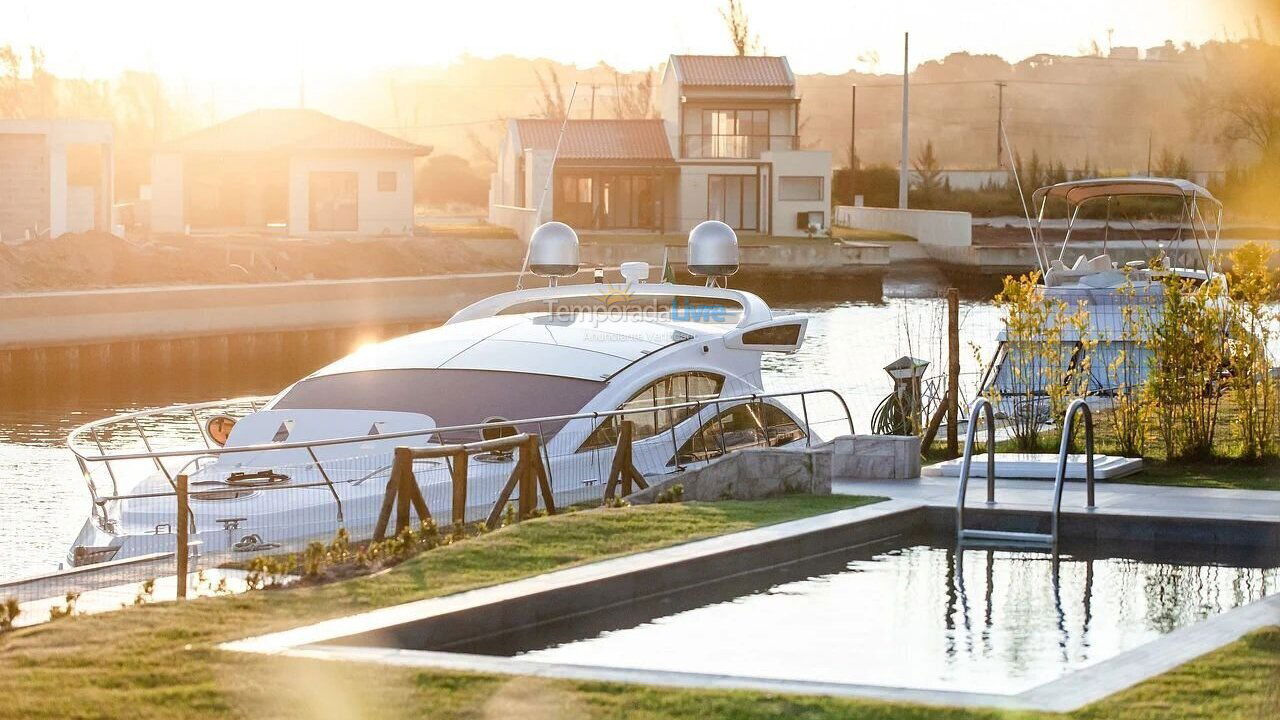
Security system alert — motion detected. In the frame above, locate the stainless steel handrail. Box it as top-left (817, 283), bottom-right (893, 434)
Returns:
top-left (70, 388), bottom-right (855, 527)
top-left (69, 389), bottom-right (853, 464)
top-left (1050, 398), bottom-right (1097, 541)
top-left (955, 396), bottom-right (1097, 548)
top-left (954, 397), bottom-right (996, 538)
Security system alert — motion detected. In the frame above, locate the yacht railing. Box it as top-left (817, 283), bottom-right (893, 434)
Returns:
top-left (68, 388), bottom-right (856, 519)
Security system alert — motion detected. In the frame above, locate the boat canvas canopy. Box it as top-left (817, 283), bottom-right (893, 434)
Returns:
top-left (1032, 177), bottom-right (1219, 207)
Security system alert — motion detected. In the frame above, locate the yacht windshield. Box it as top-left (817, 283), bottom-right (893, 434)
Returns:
top-left (272, 369), bottom-right (604, 438)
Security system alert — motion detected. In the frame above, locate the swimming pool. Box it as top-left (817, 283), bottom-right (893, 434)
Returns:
top-left (479, 534), bottom-right (1279, 694)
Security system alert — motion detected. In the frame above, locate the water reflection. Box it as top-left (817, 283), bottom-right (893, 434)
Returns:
top-left (510, 539), bottom-right (1278, 694)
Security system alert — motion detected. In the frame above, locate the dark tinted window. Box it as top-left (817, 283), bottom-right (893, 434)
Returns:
top-left (674, 403), bottom-right (805, 465)
top-left (273, 369), bottom-right (603, 439)
top-left (579, 372), bottom-right (724, 451)
top-left (741, 323), bottom-right (802, 346)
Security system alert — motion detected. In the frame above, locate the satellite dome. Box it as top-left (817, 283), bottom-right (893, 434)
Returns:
top-left (528, 222), bottom-right (580, 278)
top-left (687, 220), bottom-right (739, 277)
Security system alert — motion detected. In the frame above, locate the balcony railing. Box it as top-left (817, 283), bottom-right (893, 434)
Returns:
top-left (681, 134), bottom-right (798, 159)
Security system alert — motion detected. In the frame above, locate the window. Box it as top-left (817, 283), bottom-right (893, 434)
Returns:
top-left (377, 171), bottom-right (397, 192)
top-left (273, 368), bottom-right (604, 439)
top-left (673, 403), bottom-right (805, 465)
top-left (740, 323), bottom-right (803, 347)
top-left (779, 176), bottom-right (823, 201)
top-left (579, 372), bottom-right (724, 451)
top-left (308, 172), bottom-right (359, 231)
top-left (708, 175), bottom-right (759, 231)
top-left (688, 109), bottom-right (772, 158)
top-left (560, 176), bottom-right (593, 203)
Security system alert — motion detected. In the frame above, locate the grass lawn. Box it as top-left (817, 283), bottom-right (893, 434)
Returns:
top-left (2, 495), bottom-right (1276, 720)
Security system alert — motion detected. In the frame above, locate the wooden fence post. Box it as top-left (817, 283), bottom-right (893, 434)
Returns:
top-left (450, 449), bottom-right (468, 528)
top-left (946, 287), bottom-right (960, 456)
top-left (604, 421), bottom-right (648, 501)
top-left (394, 449), bottom-right (412, 536)
top-left (175, 474), bottom-right (189, 600)
top-left (518, 438), bottom-right (536, 520)
top-left (529, 435), bottom-right (556, 516)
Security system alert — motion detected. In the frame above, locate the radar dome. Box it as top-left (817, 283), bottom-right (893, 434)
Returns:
top-left (528, 222), bottom-right (580, 277)
top-left (687, 220), bottom-right (739, 277)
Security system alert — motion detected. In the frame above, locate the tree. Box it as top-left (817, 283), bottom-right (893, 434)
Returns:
top-left (1154, 147), bottom-right (1192, 180)
top-left (719, 0), bottom-right (761, 56)
top-left (416, 154), bottom-right (489, 209)
top-left (911, 140), bottom-right (943, 193)
top-left (1188, 40), bottom-right (1280, 156)
top-left (534, 65), bottom-right (569, 120)
top-left (612, 70), bottom-right (656, 119)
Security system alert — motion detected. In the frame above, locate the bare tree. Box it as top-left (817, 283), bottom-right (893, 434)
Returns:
top-left (466, 127), bottom-right (498, 166)
top-left (612, 70), bottom-right (656, 119)
top-left (534, 65), bottom-right (569, 119)
top-left (719, 0), bottom-right (761, 56)
top-left (1189, 41), bottom-right (1280, 156)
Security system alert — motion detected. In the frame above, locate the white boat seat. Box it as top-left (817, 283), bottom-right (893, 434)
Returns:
top-left (1044, 253), bottom-right (1114, 286)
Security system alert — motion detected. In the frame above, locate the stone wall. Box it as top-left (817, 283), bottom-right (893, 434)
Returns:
top-left (628, 434), bottom-right (920, 504)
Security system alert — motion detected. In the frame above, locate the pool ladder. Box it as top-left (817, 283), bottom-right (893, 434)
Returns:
top-left (954, 397), bottom-right (1096, 548)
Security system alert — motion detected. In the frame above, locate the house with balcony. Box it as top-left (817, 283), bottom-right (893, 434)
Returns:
top-left (489, 54), bottom-right (831, 239)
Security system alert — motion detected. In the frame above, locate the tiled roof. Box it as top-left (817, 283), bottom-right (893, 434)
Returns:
top-left (513, 119), bottom-right (673, 162)
top-left (670, 55), bottom-right (792, 87)
top-left (164, 109), bottom-right (431, 155)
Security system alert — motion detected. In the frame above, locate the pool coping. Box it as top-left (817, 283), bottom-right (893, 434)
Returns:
top-left (221, 500), bottom-right (1280, 713)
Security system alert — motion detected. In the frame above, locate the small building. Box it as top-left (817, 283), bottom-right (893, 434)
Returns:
top-left (150, 109), bottom-right (431, 236)
top-left (490, 54), bottom-right (832, 238)
top-left (0, 119), bottom-right (114, 241)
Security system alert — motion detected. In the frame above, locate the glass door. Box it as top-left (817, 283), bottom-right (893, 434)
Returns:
top-left (707, 175), bottom-right (759, 231)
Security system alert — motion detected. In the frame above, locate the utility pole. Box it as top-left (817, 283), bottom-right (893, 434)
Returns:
top-left (849, 84), bottom-right (858, 169)
top-left (590, 85), bottom-right (596, 120)
top-left (1152, 128), bottom-right (1162, 175)
top-left (899, 32), bottom-right (910, 209)
top-left (995, 81), bottom-right (1006, 168)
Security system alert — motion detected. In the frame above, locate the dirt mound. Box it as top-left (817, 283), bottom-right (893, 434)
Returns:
top-left (0, 232), bottom-right (527, 292)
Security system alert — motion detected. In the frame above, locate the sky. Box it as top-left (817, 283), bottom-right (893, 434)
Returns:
top-left (0, 0), bottom-right (1272, 84)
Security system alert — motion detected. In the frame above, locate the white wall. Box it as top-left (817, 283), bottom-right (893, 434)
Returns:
top-left (492, 120), bottom-right (522, 208)
top-left (674, 164), bottom-right (761, 233)
top-left (764, 150), bottom-right (832, 237)
top-left (834, 205), bottom-right (973, 246)
top-left (0, 119), bottom-right (113, 239)
top-left (522, 148), bottom-right (554, 222)
top-left (288, 154), bottom-right (415, 236)
top-left (150, 152), bottom-right (184, 233)
top-left (659, 69), bottom-right (681, 158)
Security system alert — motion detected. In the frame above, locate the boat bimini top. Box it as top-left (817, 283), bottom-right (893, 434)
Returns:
top-left (1028, 177), bottom-right (1223, 286)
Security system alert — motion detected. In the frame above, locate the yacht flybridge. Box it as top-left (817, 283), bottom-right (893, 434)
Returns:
top-left (67, 221), bottom-right (851, 566)
top-left (982, 177), bottom-right (1227, 418)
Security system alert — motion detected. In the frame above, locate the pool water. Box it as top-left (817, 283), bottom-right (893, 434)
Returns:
top-left (480, 536), bottom-right (1279, 694)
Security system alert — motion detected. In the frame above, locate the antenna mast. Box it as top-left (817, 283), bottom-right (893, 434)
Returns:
top-left (1001, 122), bottom-right (1046, 277)
top-left (516, 82), bottom-right (580, 290)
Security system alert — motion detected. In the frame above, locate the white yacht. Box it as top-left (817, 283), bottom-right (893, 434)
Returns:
top-left (980, 177), bottom-right (1226, 421)
top-left (67, 221), bottom-right (847, 566)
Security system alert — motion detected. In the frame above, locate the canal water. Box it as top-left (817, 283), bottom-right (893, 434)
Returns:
top-left (0, 269), bottom-right (1003, 580)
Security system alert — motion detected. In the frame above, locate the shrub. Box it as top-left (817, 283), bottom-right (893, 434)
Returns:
top-left (1147, 273), bottom-right (1230, 459)
top-left (655, 484), bottom-right (684, 503)
top-left (49, 592), bottom-right (79, 621)
top-left (0, 596), bottom-right (19, 632)
top-left (1227, 243), bottom-right (1279, 459)
top-left (990, 272), bottom-right (1092, 451)
top-left (1101, 274), bottom-right (1156, 457)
